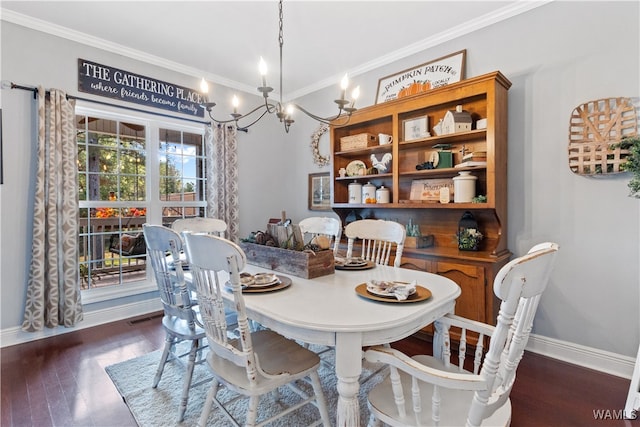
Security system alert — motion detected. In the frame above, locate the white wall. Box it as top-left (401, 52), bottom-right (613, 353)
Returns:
top-left (0, 20), bottom-right (293, 336)
top-left (1, 1), bottom-right (639, 363)
top-left (287, 1), bottom-right (640, 358)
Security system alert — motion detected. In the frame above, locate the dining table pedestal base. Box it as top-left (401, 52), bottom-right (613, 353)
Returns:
top-left (336, 333), bottom-right (363, 426)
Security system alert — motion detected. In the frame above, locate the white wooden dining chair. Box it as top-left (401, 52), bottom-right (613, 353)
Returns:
top-left (364, 242), bottom-right (559, 427)
top-left (344, 219), bottom-right (406, 267)
top-left (171, 217), bottom-right (227, 237)
top-left (142, 224), bottom-right (207, 423)
top-left (299, 216), bottom-right (342, 255)
top-left (184, 233), bottom-right (331, 427)
top-left (171, 217), bottom-right (241, 332)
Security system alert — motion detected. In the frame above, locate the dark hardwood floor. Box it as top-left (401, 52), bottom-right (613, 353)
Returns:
top-left (1, 313), bottom-right (634, 426)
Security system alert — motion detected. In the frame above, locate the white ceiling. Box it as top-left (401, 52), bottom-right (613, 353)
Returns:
top-left (2, 1), bottom-right (549, 100)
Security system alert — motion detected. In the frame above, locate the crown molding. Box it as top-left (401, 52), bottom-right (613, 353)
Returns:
top-left (2, 1), bottom-right (553, 101)
top-left (0, 8), bottom-right (256, 95)
top-left (287, 1), bottom-right (553, 101)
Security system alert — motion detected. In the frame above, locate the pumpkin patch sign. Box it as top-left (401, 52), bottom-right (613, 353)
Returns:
top-left (375, 50), bottom-right (466, 104)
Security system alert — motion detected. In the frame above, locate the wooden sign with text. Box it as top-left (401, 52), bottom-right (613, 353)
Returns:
top-left (78, 58), bottom-right (205, 117)
top-left (376, 50), bottom-right (466, 104)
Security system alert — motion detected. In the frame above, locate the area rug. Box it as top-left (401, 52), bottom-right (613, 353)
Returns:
top-left (105, 343), bottom-right (385, 426)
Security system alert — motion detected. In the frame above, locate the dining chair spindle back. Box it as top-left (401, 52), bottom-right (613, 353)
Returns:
top-left (171, 217), bottom-right (227, 238)
top-left (184, 233), bottom-right (331, 427)
top-left (344, 219), bottom-right (406, 267)
top-left (364, 242), bottom-right (560, 427)
top-left (142, 224), bottom-right (206, 423)
top-left (299, 216), bottom-right (342, 255)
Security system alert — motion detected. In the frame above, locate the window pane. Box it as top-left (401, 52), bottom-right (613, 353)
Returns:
top-left (159, 129), bottom-right (204, 201)
top-left (77, 114), bottom-right (150, 290)
top-left (76, 112), bottom-right (206, 294)
top-left (163, 206), bottom-right (206, 223)
top-left (78, 206), bottom-right (147, 290)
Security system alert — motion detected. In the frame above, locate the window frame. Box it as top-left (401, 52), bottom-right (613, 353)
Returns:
top-left (76, 102), bottom-right (207, 304)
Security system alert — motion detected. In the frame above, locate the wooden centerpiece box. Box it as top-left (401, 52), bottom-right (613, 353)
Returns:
top-left (405, 235), bottom-right (434, 249)
top-left (239, 242), bottom-right (335, 279)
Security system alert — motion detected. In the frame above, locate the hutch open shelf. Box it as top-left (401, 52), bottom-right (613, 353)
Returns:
top-left (330, 71), bottom-right (512, 325)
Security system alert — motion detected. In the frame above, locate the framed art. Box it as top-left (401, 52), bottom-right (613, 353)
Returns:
top-left (403, 116), bottom-right (430, 141)
top-left (308, 172), bottom-right (331, 210)
top-left (375, 49), bottom-right (466, 104)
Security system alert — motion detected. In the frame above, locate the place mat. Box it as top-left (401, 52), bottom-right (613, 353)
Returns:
top-left (355, 283), bottom-right (431, 303)
top-left (335, 261), bottom-right (376, 270)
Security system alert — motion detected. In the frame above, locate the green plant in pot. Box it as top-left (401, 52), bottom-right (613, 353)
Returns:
top-left (456, 211), bottom-right (483, 251)
top-left (457, 228), bottom-right (483, 251)
top-left (615, 135), bottom-right (640, 198)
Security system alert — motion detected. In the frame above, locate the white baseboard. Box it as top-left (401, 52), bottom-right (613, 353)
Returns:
top-left (526, 333), bottom-right (636, 379)
top-left (1, 304), bottom-right (635, 379)
top-left (0, 299), bottom-right (162, 348)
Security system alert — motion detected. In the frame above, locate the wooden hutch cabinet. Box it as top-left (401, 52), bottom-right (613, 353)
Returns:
top-left (330, 71), bottom-right (512, 325)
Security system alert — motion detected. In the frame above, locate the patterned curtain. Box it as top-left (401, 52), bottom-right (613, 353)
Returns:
top-left (205, 124), bottom-right (239, 242)
top-left (22, 88), bottom-right (83, 332)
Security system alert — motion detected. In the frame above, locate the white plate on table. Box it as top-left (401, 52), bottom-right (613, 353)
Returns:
top-left (239, 272), bottom-right (279, 288)
top-left (356, 283), bottom-right (431, 303)
top-left (227, 275), bottom-right (292, 293)
top-left (366, 281), bottom-right (417, 298)
top-left (335, 257), bottom-right (368, 267)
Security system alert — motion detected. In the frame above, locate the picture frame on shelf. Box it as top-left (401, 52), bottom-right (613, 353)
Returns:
top-left (308, 172), bottom-right (331, 210)
top-left (375, 49), bottom-right (467, 104)
top-left (403, 116), bottom-right (430, 141)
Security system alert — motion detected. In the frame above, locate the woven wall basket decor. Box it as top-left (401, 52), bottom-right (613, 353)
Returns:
top-left (568, 97), bottom-right (638, 176)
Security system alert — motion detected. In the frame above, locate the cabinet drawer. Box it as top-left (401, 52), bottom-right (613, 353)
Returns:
top-left (400, 256), bottom-right (431, 271)
top-left (434, 262), bottom-right (485, 323)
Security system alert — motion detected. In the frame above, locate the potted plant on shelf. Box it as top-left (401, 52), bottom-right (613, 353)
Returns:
top-left (457, 228), bottom-right (483, 251)
top-left (616, 135), bottom-right (640, 198)
top-left (456, 211), bottom-right (483, 251)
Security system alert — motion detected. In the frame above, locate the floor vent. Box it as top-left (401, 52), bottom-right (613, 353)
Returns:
top-left (128, 312), bottom-right (163, 325)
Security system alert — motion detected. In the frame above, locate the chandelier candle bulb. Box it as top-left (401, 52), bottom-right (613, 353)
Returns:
top-left (341, 74), bottom-right (349, 100)
top-left (232, 95), bottom-right (239, 114)
top-left (350, 86), bottom-right (360, 108)
top-left (259, 57), bottom-right (267, 87)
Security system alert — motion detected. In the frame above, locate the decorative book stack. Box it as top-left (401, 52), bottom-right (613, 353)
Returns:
top-left (456, 151), bottom-right (487, 168)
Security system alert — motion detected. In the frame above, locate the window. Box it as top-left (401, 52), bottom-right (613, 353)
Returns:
top-left (76, 106), bottom-right (206, 301)
top-left (159, 128), bottom-right (206, 218)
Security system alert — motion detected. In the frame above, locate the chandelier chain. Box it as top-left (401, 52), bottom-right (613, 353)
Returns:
top-left (201, 0), bottom-right (357, 133)
top-left (279, 0), bottom-right (284, 106)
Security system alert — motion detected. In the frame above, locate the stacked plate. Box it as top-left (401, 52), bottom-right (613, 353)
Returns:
top-left (366, 280), bottom-right (416, 299)
top-left (334, 257), bottom-right (376, 270)
top-left (240, 272), bottom-right (279, 288)
top-left (228, 272), bottom-right (291, 293)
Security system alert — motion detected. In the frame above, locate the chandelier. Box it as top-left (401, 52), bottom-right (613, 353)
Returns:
top-left (199, 0), bottom-right (360, 133)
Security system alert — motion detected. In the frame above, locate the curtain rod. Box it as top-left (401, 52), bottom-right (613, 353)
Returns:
top-left (5, 81), bottom-right (210, 126)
